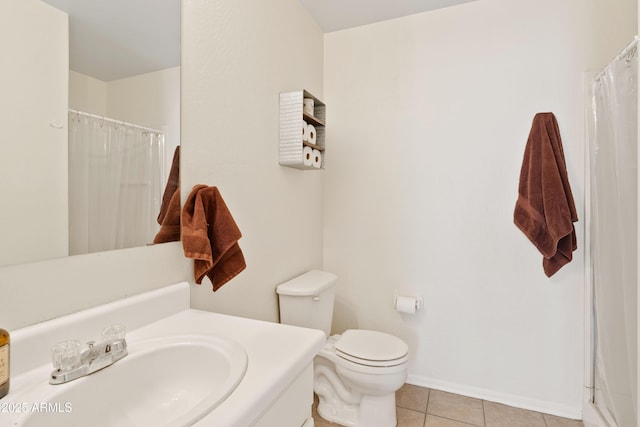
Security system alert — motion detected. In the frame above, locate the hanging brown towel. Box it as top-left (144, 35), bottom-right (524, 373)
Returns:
top-left (181, 185), bottom-right (246, 291)
top-left (514, 113), bottom-right (578, 277)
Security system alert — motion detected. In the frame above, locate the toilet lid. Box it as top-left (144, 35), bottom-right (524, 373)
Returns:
top-left (334, 330), bottom-right (408, 366)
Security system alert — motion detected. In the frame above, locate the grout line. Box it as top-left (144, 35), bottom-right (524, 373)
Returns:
top-left (482, 400), bottom-right (487, 427)
top-left (423, 413), bottom-right (482, 427)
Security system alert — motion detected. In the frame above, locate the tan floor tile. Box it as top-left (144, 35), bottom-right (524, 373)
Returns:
top-left (312, 393), bottom-right (320, 418)
top-left (543, 413), bottom-right (584, 427)
top-left (313, 388), bottom-right (583, 427)
top-left (425, 414), bottom-right (480, 427)
top-left (312, 394), bottom-right (340, 426)
top-left (484, 401), bottom-right (545, 427)
top-left (397, 383), bottom-right (430, 412)
top-left (427, 390), bottom-right (484, 426)
top-left (314, 418), bottom-right (340, 427)
top-left (397, 407), bottom-right (426, 427)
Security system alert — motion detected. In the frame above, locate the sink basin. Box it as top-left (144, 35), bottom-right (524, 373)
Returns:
top-left (10, 334), bottom-right (247, 427)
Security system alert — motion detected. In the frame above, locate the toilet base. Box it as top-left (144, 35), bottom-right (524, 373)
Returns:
top-left (315, 378), bottom-right (397, 427)
top-left (315, 376), bottom-right (357, 426)
top-left (358, 394), bottom-right (397, 427)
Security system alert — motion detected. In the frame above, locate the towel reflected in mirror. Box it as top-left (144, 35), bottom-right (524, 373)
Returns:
top-left (154, 146), bottom-right (181, 244)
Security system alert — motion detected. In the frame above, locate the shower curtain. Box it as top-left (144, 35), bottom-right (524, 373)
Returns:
top-left (589, 37), bottom-right (638, 427)
top-left (68, 110), bottom-right (165, 255)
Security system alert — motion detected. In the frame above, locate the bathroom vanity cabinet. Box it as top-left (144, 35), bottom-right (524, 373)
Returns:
top-left (4, 283), bottom-right (324, 427)
top-left (252, 364), bottom-right (314, 427)
top-left (279, 90), bottom-right (326, 169)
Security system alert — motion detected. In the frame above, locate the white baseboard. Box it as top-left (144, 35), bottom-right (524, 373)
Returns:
top-left (406, 374), bottom-right (582, 421)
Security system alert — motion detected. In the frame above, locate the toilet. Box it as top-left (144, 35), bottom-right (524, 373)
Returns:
top-left (277, 270), bottom-right (409, 427)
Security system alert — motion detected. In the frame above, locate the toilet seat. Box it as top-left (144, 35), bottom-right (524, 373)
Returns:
top-left (334, 329), bottom-right (409, 367)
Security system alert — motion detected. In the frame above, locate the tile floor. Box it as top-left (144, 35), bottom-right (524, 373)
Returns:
top-left (312, 384), bottom-right (584, 427)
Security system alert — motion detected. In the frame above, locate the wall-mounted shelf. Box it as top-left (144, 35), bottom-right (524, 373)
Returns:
top-left (279, 90), bottom-right (326, 170)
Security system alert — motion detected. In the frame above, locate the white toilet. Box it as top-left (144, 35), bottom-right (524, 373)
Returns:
top-left (277, 270), bottom-right (409, 427)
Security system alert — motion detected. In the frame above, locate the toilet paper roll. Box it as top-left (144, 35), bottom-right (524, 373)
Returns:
top-left (302, 120), bottom-right (308, 139)
top-left (303, 146), bottom-right (314, 167)
top-left (312, 149), bottom-right (322, 168)
top-left (394, 296), bottom-right (417, 314)
top-left (306, 124), bottom-right (317, 145)
top-left (303, 98), bottom-right (315, 116)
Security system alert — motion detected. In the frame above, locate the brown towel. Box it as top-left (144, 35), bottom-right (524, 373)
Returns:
top-left (157, 146), bottom-right (180, 225)
top-left (153, 188), bottom-right (181, 244)
top-left (514, 113), bottom-right (578, 277)
top-left (181, 185), bottom-right (246, 291)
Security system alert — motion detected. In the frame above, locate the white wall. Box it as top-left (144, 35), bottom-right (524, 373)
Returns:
top-left (181, 0), bottom-right (324, 322)
top-left (323, 0), bottom-right (635, 418)
top-left (0, 0), bottom-right (68, 266)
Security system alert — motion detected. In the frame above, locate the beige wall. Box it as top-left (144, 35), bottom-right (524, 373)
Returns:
top-left (0, 0), bottom-right (68, 266)
top-left (107, 67), bottom-right (181, 173)
top-left (0, 243), bottom-right (192, 330)
top-left (323, 0), bottom-right (636, 418)
top-left (69, 70), bottom-right (107, 116)
top-left (182, 0), bottom-right (325, 321)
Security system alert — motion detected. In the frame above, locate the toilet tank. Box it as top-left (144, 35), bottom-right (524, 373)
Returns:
top-left (276, 270), bottom-right (337, 337)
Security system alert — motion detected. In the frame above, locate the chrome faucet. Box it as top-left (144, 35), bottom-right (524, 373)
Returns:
top-left (49, 325), bottom-right (128, 385)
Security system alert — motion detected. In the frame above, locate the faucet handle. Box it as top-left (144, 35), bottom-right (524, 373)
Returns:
top-left (51, 340), bottom-right (81, 371)
top-left (101, 324), bottom-right (126, 341)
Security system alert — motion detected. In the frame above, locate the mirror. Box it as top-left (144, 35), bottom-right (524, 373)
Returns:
top-left (0, 0), bottom-right (180, 268)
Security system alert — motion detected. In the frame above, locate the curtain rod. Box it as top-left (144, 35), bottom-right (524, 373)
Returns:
top-left (593, 36), bottom-right (638, 82)
top-left (69, 109), bottom-right (164, 134)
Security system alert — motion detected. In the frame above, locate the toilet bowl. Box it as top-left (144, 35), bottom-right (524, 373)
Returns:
top-left (276, 270), bottom-right (410, 427)
top-left (314, 330), bottom-right (408, 427)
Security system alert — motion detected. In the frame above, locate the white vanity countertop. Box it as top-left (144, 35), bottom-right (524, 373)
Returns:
top-left (2, 282), bottom-right (325, 427)
top-left (129, 309), bottom-right (325, 426)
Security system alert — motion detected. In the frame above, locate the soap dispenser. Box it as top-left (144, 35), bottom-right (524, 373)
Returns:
top-left (0, 327), bottom-right (8, 399)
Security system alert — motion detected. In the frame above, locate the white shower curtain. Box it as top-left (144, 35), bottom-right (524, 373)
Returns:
top-left (68, 111), bottom-right (165, 255)
top-left (589, 37), bottom-right (638, 427)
